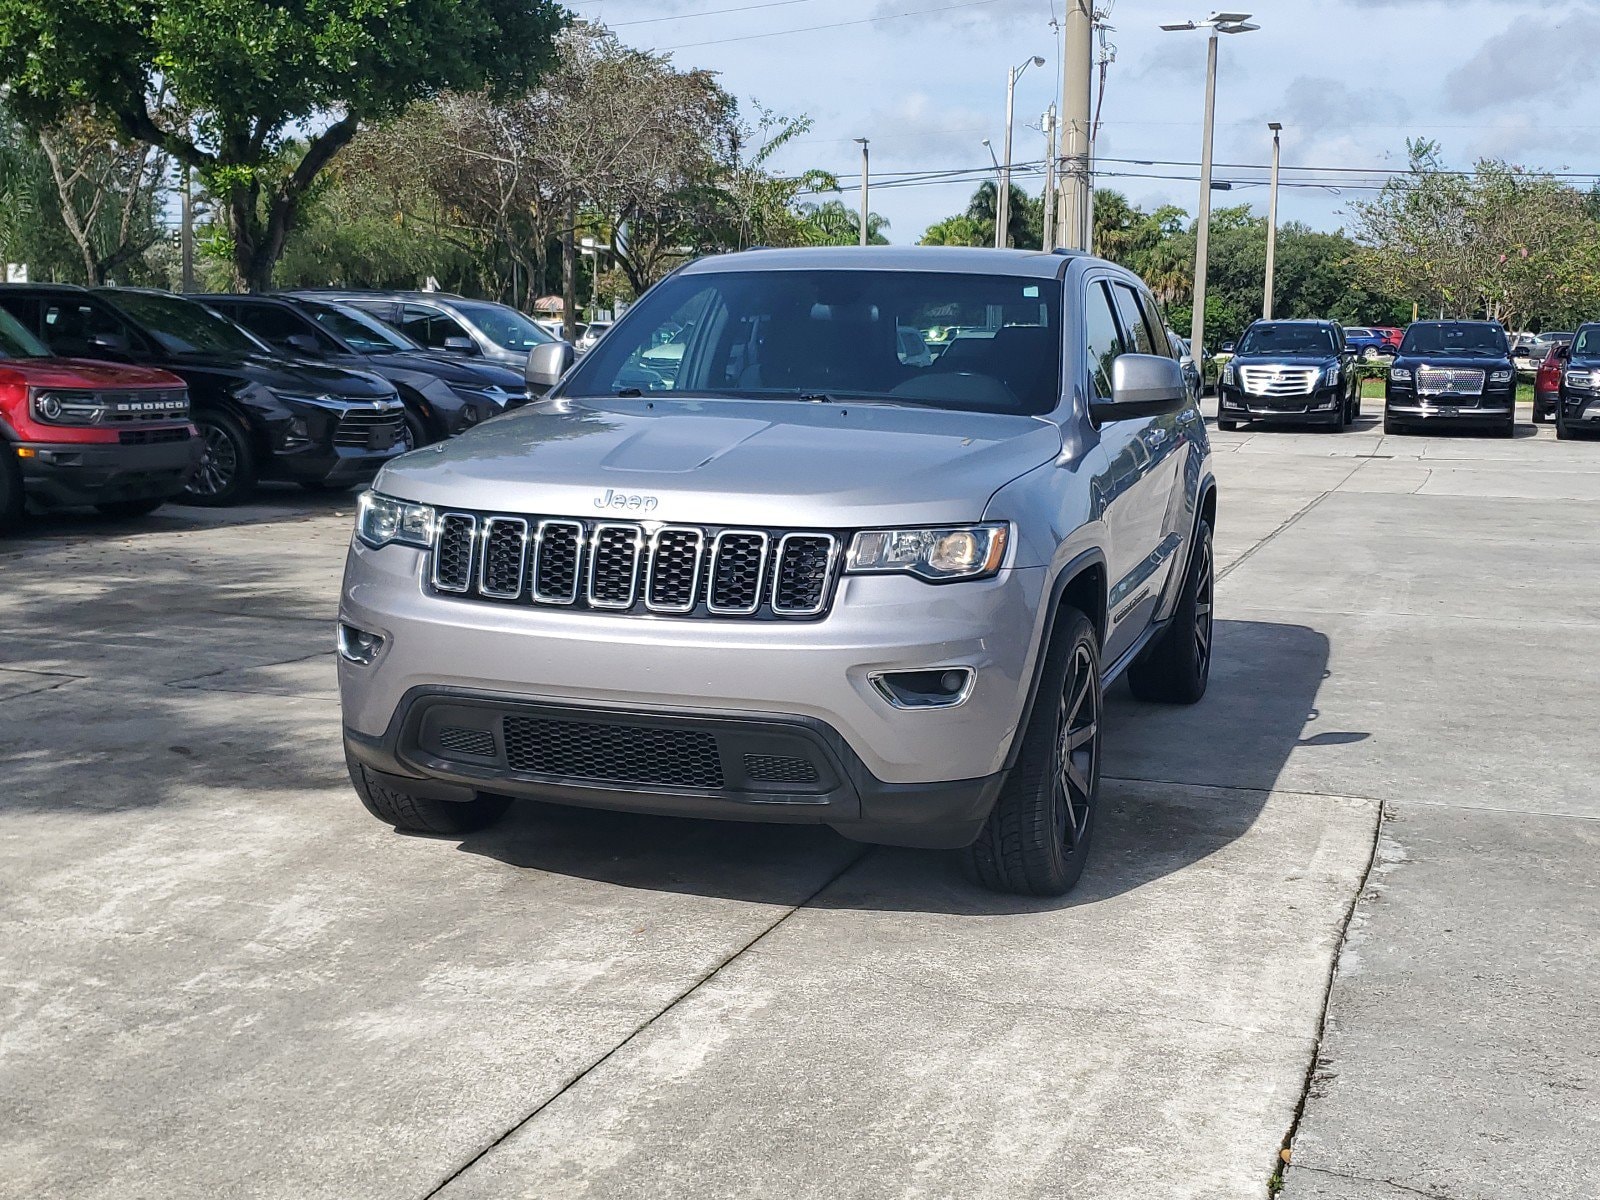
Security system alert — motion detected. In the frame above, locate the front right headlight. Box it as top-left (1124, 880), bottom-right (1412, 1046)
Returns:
top-left (1565, 369), bottom-right (1594, 390)
top-left (845, 524), bottom-right (1008, 582)
top-left (356, 490), bottom-right (435, 549)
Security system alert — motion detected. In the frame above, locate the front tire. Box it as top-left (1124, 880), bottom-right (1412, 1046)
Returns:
top-left (0, 442), bottom-right (24, 532)
top-left (1383, 411), bottom-right (1406, 435)
top-left (347, 753), bottom-right (510, 835)
top-left (963, 609), bottom-right (1102, 897)
top-left (185, 410), bottom-right (257, 506)
top-left (1128, 517), bottom-right (1214, 705)
top-left (1217, 417), bottom-right (1239, 432)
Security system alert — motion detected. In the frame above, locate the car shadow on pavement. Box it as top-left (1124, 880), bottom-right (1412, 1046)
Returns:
top-left (456, 618), bottom-right (1341, 915)
top-left (5, 482), bottom-right (359, 543)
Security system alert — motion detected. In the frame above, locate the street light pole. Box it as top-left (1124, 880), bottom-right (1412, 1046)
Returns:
top-left (1264, 121), bottom-right (1282, 319)
top-left (854, 138), bottom-right (870, 246)
top-left (999, 55), bottom-right (1045, 250)
top-left (1160, 12), bottom-right (1259, 361)
top-left (1042, 106), bottom-right (1058, 250)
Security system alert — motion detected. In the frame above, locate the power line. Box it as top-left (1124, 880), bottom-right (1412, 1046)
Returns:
top-left (599, 0), bottom-right (825, 27)
top-left (659, 0), bottom-right (1005, 50)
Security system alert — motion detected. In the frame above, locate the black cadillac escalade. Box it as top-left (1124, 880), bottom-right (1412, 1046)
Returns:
top-left (1216, 319), bottom-right (1359, 432)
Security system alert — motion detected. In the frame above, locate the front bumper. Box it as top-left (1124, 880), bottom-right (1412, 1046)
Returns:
top-left (337, 540), bottom-right (1049, 841)
top-left (1559, 392), bottom-right (1600, 427)
top-left (1384, 388), bottom-right (1514, 422)
top-left (18, 432), bottom-right (201, 508)
top-left (1218, 384), bottom-right (1345, 422)
top-left (270, 443), bottom-right (397, 486)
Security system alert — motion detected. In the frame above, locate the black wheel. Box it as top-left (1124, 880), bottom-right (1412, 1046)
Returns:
top-left (347, 753), bottom-right (510, 835)
top-left (1128, 517), bottom-right (1214, 705)
top-left (1556, 410), bottom-right (1573, 440)
top-left (94, 497), bottom-right (165, 518)
top-left (1383, 412), bottom-right (1406, 435)
top-left (0, 443), bottom-right (24, 532)
top-left (401, 410), bottom-right (428, 449)
top-left (1329, 396), bottom-right (1348, 432)
top-left (1532, 405), bottom-right (1547, 425)
top-left (299, 480), bottom-right (354, 494)
top-left (185, 410), bottom-right (257, 506)
top-left (1495, 413), bottom-right (1515, 438)
top-left (963, 608), bottom-right (1102, 897)
top-left (1217, 418), bottom-right (1239, 432)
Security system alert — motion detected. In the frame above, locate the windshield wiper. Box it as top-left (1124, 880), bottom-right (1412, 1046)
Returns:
top-left (797, 392), bottom-right (835, 403)
top-left (615, 387), bottom-right (644, 397)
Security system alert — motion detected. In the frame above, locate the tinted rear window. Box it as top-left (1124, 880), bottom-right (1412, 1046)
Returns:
top-left (561, 269), bottom-right (1063, 416)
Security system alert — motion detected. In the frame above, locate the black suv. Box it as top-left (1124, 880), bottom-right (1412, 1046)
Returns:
top-left (1555, 323), bottom-right (1600, 441)
top-left (0, 285), bottom-right (407, 504)
top-left (1216, 319), bottom-right (1359, 431)
top-left (1385, 321), bottom-right (1517, 437)
top-left (199, 294), bottom-right (526, 446)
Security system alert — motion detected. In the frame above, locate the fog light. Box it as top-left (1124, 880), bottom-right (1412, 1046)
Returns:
top-left (337, 623), bottom-right (385, 665)
top-left (870, 667), bottom-right (974, 709)
top-left (282, 416), bottom-right (312, 450)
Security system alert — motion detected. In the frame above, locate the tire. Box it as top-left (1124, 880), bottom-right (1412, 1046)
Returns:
top-left (1383, 412), bottom-right (1406, 435)
top-left (1495, 413), bottom-right (1515, 439)
top-left (347, 752), bottom-right (510, 835)
top-left (1217, 418), bottom-right (1239, 432)
top-left (1532, 405), bottom-right (1547, 425)
top-left (1128, 517), bottom-right (1214, 705)
top-left (299, 480), bottom-right (354, 494)
top-left (94, 497), bottom-right (165, 518)
top-left (0, 443), bottom-right (24, 532)
top-left (1556, 411), bottom-right (1572, 440)
top-left (401, 410), bottom-right (428, 450)
top-left (185, 410), bottom-right (257, 506)
top-left (962, 608), bottom-right (1102, 897)
top-left (1328, 397), bottom-right (1348, 433)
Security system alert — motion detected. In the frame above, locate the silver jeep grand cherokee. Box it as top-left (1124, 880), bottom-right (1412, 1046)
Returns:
top-left (338, 247), bottom-right (1217, 896)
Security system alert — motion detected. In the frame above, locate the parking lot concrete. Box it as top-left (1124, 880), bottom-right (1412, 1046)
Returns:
top-left (1, 415), bottom-right (1596, 1199)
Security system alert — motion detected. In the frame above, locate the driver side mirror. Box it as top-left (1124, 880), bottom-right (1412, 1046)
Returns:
top-left (442, 335), bottom-right (478, 354)
top-left (525, 340), bottom-right (576, 392)
top-left (88, 331), bottom-right (130, 355)
top-left (285, 332), bottom-right (321, 356)
top-left (1219, 341), bottom-right (1236, 355)
top-left (1097, 354), bottom-right (1189, 421)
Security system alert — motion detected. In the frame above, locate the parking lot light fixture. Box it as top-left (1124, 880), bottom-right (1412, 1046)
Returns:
top-left (1161, 12), bottom-right (1260, 360)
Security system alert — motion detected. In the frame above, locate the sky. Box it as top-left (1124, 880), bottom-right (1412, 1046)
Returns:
top-left (568, 0), bottom-right (1600, 244)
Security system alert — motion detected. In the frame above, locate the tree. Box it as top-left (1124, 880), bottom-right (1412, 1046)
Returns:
top-left (918, 215), bottom-right (988, 247)
top-left (0, 0), bottom-right (566, 290)
top-left (920, 182), bottom-right (1040, 248)
top-left (36, 109), bottom-right (167, 284)
top-left (795, 200), bottom-right (889, 245)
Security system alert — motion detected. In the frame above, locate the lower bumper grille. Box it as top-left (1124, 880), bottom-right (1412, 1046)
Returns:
top-left (502, 716), bottom-right (725, 788)
top-left (333, 410), bottom-right (406, 449)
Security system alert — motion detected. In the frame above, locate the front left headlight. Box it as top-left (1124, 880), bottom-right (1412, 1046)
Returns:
top-left (1489, 369), bottom-right (1514, 384)
top-left (1389, 367), bottom-right (1412, 382)
top-left (356, 490), bottom-right (435, 550)
top-left (1222, 363), bottom-right (1236, 386)
top-left (845, 524), bottom-right (1008, 582)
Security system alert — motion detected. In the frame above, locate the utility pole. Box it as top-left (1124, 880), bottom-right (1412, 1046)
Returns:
top-left (1263, 122), bottom-right (1282, 319)
top-left (1042, 106), bottom-right (1058, 250)
top-left (999, 56), bottom-right (1044, 250)
top-left (1059, 0), bottom-right (1093, 249)
top-left (180, 165), bottom-right (194, 294)
top-left (854, 138), bottom-right (870, 246)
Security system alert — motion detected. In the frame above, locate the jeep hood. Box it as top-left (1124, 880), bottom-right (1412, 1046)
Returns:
top-left (376, 396), bottom-right (1064, 526)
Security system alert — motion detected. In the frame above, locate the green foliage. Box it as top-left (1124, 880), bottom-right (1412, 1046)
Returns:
top-left (0, 0), bottom-right (567, 289)
top-left (795, 199), bottom-right (888, 246)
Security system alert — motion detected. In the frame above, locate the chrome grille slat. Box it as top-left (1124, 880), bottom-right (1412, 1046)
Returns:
top-left (333, 410), bottom-right (406, 448)
top-left (707, 531), bottom-right (769, 615)
top-left (1416, 366), bottom-right (1486, 397)
top-left (587, 523), bottom-right (643, 609)
top-left (531, 520), bottom-right (583, 604)
top-left (432, 513), bottom-right (477, 594)
top-left (771, 533), bottom-right (837, 616)
top-left (645, 527), bottom-right (705, 613)
top-left (478, 517), bottom-right (529, 599)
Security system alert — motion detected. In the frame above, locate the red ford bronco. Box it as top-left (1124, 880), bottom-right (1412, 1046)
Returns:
top-left (1, 304), bottom-right (198, 529)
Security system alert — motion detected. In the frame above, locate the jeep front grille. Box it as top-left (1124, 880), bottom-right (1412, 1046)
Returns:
top-left (427, 509), bottom-right (842, 620)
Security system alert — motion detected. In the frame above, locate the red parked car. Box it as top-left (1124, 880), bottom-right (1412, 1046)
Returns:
top-left (1, 304), bottom-right (199, 530)
top-left (1374, 326), bottom-right (1404, 353)
top-left (1534, 341), bottom-right (1570, 424)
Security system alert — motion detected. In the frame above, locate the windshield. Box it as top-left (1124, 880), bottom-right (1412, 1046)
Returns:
top-left (561, 268), bottom-right (1063, 416)
top-left (1399, 324), bottom-right (1508, 356)
top-left (1572, 327), bottom-right (1600, 356)
top-left (0, 306), bottom-right (47, 358)
top-left (452, 301), bottom-right (553, 351)
top-left (108, 291), bottom-right (263, 356)
top-left (1237, 324), bottom-right (1337, 356)
top-left (303, 301), bottom-right (417, 354)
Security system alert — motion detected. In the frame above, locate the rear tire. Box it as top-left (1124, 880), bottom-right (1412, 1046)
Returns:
top-left (962, 609), bottom-right (1102, 897)
top-left (94, 497), bottom-right (165, 518)
top-left (1217, 418), bottom-right (1239, 432)
top-left (0, 443), bottom-right (24, 532)
top-left (185, 410), bottom-right (257, 506)
top-left (1128, 517), bottom-right (1214, 705)
top-left (347, 753), bottom-right (510, 835)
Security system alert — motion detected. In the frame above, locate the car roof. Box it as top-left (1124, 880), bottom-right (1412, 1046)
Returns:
top-left (1407, 320), bottom-right (1503, 328)
top-left (1248, 318), bottom-right (1338, 327)
top-left (677, 245), bottom-right (1086, 280)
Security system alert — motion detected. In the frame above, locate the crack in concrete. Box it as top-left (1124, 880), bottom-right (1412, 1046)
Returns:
top-left (1101, 773), bottom-right (1383, 806)
top-left (418, 845), bottom-right (874, 1199)
top-left (1218, 460), bottom-right (1368, 584)
top-left (1269, 800), bottom-right (1387, 1197)
top-left (1293, 1163), bottom-right (1465, 1200)
top-left (162, 648), bottom-right (331, 689)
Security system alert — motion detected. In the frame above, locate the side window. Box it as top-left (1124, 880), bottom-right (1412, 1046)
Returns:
top-left (0, 296), bottom-right (43, 337)
top-left (227, 303), bottom-right (306, 349)
top-left (1134, 290), bottom-right (1173, 358)
top-left (400, 304), bottom-right (470, 349)
top-left (1111, 283), bottom-right (1157, 356)
top-left (40, 299), bottom-right (133, 357)
top-left (1083, 281), bottom-right (1125, 401)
